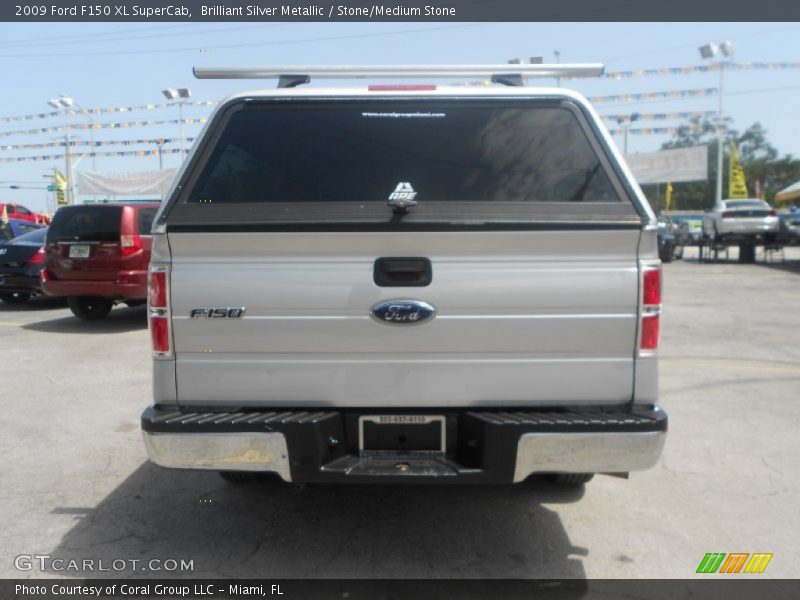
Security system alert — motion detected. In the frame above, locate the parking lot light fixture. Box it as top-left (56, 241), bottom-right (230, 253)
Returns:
top-left (700, 41), bottom-right (734, 206)
top-left (162, 87), bottom-right (192, 158)
top-left (48, 96), bottom-right (74, 205)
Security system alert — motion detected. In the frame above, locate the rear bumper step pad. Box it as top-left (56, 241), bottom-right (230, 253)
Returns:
top-left (141, 405), bottom-right (667, 484)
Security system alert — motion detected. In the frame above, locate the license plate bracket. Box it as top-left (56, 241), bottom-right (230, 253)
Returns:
top-left (359, 415), bottom-right (445, 455)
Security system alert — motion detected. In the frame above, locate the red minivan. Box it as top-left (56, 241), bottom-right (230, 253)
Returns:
top-left (42, 202), bottom-right (160, 320)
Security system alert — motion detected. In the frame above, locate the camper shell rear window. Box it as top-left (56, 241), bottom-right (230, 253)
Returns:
top-left (164, 97), bottom-right (643, 229)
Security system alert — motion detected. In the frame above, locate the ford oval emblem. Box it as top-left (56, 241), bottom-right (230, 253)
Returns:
top-left (371, 299), bottom-right (436, 325)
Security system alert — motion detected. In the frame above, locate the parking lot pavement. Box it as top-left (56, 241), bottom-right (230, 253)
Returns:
top-left (2, 253), bottom-right (799, 580)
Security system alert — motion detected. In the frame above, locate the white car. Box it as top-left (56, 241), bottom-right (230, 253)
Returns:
top-left (703, 198), bottom-right (779, 240)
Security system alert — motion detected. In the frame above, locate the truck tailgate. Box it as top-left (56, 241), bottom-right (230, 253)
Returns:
top-left (168, 229), bottom-right (639, 407)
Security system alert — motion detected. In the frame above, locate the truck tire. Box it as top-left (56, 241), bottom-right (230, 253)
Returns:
top-left (549, 473), bottom-right (594, 485)
top-left (0, 292), bottom-right (31, 304)
top-left (67, 296), bottom-right (114, 321)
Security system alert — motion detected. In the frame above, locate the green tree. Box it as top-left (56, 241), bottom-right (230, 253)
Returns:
top-left (640, 117), bottom-right (800, 212)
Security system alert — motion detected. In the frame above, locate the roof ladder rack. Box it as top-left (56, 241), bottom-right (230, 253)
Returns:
top-left (193, 64), bottom-right (605, 88)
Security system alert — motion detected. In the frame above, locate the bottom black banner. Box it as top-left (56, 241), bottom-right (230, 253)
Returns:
top-left (3, 579), bottom-right (800, 600)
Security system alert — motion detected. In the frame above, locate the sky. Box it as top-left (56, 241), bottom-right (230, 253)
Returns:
top-left (1, 21), bottom-right (799, 212)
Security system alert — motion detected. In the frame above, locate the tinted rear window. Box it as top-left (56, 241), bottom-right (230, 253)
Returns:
top-left (168, 99), bottom-right (640, 228)
top-left (48, 206), bottom-right (122, 242)
top-left (725, 201), bottom-right (764, 209)
top-left (10, 227), bottom-right (47, 245)
top-left (137, 208), bottom-right (157, 234)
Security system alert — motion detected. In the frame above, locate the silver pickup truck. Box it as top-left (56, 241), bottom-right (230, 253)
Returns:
top-left (141, 64), bottom-right (666, 487)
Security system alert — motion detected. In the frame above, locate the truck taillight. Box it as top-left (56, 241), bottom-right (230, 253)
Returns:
top-left (151, 318), bottom-right (170, 354)
top-left (120, 234), bottom-right (143, 256)
top-left (148, 268), bottom-right (171, 356)
top-left (640, 265), bottom-right (662, 352)
top-left (149, 271), bottom-right (167, 308)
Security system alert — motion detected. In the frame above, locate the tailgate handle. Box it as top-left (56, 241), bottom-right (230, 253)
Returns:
top-left (373, 257), bottom-right (432, 287)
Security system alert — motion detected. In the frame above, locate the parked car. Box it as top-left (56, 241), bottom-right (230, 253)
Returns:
top-left (777, 211), bottom-right (800, 245)
top-left (0, 218), bottom-right (44, 242)
top-left (0, 227), bottom-right (48, 304)
top-left (703, 199), bottom-right (779, 241)
top-left (657, 221), bottom-right (676, 263)
top-left (41, 202), bottom-right (160, 320)
top-left (0, 202), bottom-right (50, 225)
top-left (671, 215), bottom-right (704, 246)
top-left (141, 65), bottom-right (667, 488)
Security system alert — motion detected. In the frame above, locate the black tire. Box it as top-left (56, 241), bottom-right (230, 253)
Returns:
top-left (0, 292), bottom-right (31, 304)
top-left (67, 296), bottom-right (114, 321)
top-left (124, 299), bottom-right (146, 308)
top-left (549, 473), bottom-right (595, 486)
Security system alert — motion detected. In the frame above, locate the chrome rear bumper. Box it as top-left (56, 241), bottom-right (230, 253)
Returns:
top-left (143, 432), bottom-right (292, 482)
top-left (513, 430), bottom-right (666, 482)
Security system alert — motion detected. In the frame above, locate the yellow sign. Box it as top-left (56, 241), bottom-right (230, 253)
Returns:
top-left (665, 182), bottom-right (673, 210)
top-left (54, 170), bottom-right (68, 206)
top-left (728, 142), bottom-right (749, 198)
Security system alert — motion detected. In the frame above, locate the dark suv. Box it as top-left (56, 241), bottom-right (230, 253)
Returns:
top-left (42, 202), bottom-right (160, 320)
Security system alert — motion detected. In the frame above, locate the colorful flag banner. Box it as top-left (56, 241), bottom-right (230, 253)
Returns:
top-left (1, 137), bottom-right (190, 151)
top-left (603, 61), bottom-right (800, 80)
top-left (0, 147), bottom-right (186, 163)
top-left (601, 110), bottom-right (715, 123)
top-left (0, 100), bottom-right (220, 124)
top-left (728, 142), bottom-right (749, 198)
top-left (0, 118), bottom-right (207, 139)
top-left (590, 87), bottom-right (718, 105)
top-left (607, 126), bottom-right (682, 136)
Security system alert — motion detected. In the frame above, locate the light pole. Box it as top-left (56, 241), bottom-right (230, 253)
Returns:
top-left (48, 95), bottom-right (74, 205)
top-left (554, 50), bottom-right (561, 87)
top-left (699, 41), bottom-right (734, 205)
top-left (155, 139), bottom-right (165, 170)
top-left (162, 87), bottom-right (191, 159)
top-left (616, 112), bottom-right (640, 155)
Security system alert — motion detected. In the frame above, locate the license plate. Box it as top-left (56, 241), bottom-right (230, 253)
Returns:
top-left (359, 415), bottom-right (445, 454)
top-left (68, 245), bottom-right (90, 258)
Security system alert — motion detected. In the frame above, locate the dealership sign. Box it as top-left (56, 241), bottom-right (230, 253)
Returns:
top-left (626, 146), bottom-right (708, 184)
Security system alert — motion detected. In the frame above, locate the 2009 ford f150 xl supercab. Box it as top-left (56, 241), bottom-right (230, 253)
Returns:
top-left (141, 64), bottom-right (666, 487)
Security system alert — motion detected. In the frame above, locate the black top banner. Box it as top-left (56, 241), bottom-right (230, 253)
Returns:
top-left (4, 0), bottom-right (800, 22)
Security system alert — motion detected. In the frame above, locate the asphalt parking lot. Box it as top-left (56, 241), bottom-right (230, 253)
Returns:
top-left (2, 249), bottom-right (799, 580)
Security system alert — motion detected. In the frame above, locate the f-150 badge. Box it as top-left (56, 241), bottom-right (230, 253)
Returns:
top-left (190, 307), bottom-right (246, 319)
top-left (370, 300), bottom-right (435, 325)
